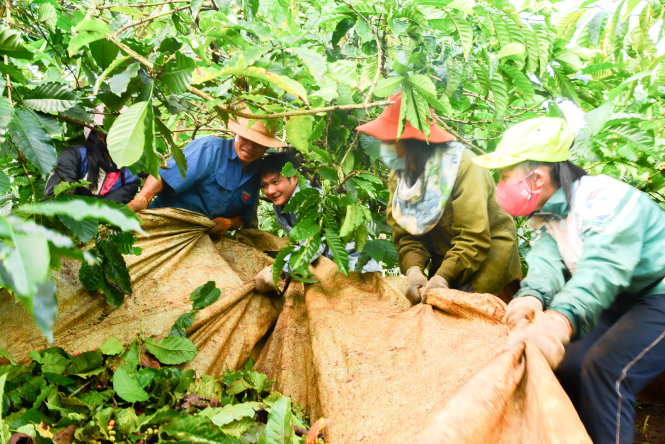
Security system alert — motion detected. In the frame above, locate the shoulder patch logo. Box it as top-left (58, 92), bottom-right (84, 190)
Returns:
top-left (242, 191), bottom-right (251, 202)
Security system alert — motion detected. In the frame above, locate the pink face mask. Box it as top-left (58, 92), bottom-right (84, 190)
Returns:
top-left (496, 171), bottom-right (542, 217)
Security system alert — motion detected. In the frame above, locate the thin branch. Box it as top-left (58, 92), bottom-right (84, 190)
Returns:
top-left (98, 0), bottom-right (189, 9)
top-left (434, 116), bottom-right (486, 155)
top-left (106, 35), bottom-right (394, 119)
top-left (54, 113), bottom-right (103, 133)
top-left (169, 127), bottom-right (234, 133)
top-left (111, 4), bottom-right (192, 37)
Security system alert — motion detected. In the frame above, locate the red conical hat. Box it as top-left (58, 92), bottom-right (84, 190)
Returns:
top-left (356, 93), bottom-right (454, 143)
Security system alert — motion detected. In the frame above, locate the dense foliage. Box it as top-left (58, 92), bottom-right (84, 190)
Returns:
top-left (0, 281), bottom-right (313, 444)
top-left (0, 0), bottom-right (663, 336)
top-left (0, 340), bottom-right (311, 443)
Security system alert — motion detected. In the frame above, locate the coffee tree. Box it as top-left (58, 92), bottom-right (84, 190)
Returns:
top-left (0, 0), bottom-right (663, 337)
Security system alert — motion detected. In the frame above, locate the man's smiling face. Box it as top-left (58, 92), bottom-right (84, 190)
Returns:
top-left (234, 135), bottom-right (268, 165)
top-left (261, 171), bottom-right (298, 206)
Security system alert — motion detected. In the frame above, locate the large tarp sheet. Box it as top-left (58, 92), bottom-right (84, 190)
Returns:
top-left (0, 208), bottom-right (591, 443)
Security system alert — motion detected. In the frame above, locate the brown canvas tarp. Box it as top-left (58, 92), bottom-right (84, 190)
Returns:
top-left (0, 208), bottom-right (590, 443)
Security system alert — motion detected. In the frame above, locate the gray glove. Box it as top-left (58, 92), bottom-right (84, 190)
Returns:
top-left (421, 275), bottom-right (449, 302)
top-left (503, 296), bottom-right (543, 328)
top-left (405, 267), bottom-right (427, 304)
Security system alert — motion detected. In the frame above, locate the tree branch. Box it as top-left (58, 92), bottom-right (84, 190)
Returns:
top-left (434, 116), bottom-right (486, 155)
top-left (111, 4), bottom-right (192, 37)
top-left (98, 0), bottom-right (189, 9)
top-left (106, 35), bottom-right (394, 119)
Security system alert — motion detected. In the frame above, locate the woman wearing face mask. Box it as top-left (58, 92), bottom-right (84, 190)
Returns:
top-left (356, 93), bottom-right (521, 304)
top-left (473, 117), bottom-right (665, 444)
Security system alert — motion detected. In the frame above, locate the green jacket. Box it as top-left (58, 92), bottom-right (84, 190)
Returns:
top-left (516, 175), bottom-right (665, 338)
top-left (387, 150), bottom-right (521, 295)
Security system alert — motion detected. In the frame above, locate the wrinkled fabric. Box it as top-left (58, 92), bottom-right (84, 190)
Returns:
top-left (1, 208), bottom-right (589, 443)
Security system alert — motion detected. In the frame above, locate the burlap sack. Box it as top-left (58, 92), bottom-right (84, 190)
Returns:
top-left (0, 208), bottom-right (591, 442)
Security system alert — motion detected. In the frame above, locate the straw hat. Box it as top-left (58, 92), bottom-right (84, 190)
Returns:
top-left (356, 93), bottom-right (454, 143)
top-left (227, 117), bottom-right (287, 148)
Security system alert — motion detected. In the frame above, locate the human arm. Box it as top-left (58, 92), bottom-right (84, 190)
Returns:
top-left (127, 175), bottom-right (163, 212)
top-left (45, 147), bottom-right (82, 196)
top-left (548, 189), bottom-right (644, 337)
top-left (514, 228), bottom-right (568, 306)
top-left (434, 157), bottom-right (493, 287)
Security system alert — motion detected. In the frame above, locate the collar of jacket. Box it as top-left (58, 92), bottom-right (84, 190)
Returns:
top-left (533, 186), bottom-right (569, 218)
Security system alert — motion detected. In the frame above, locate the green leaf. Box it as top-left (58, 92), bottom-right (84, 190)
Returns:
top-left (156, 118), bottom-right (187, 177)
top-left (7, 107), bottom-right (57, 176)
top-left (0, 170), bottom-right (9, 194)
top-left (259, 396), bottom-right (294, 444)
top-left (285, 116), bottom-right (312, 152)
top-left (272, 246), bottom-right (294, 285)
top-left (144, 336), bottom-right (198, 365)
top-left (18, 196), bottom-right (143, 233)
top-left (292, 47), bottom-right (326, 78)
top-left (323, 228), bottom-right (349, 275)
top-left (23, 83), bottom-right (78, 114)
top-left (363, 239), bottom-right (398, 268)
top-left (0, 27), bottom-right (33, 59)
top-left (498, 42), bottom-right (526, 60)
top-left (0, 373), bottom-right (9, 443)
top-left (215, 66), bottom-right (308, 102)
top-left (68, 351), bottom-right (104, 376)
top-left (93, 56), bottom-right (132, 95)
top-left (2, 229), bottom-right (50, 303)
top-left (189, 281), bottom-right (222, 310)
top-left (100, 337), bottom-right (124, 355)
top-left (490, 75), bottom-right (509, 119)
top-left (289, 212), bottom-right (321, 242)
top-left (113, 364), bottom-right (150, 403)
top-left (373, 76), bottom-right (403, 98)
top-left (108, 62), bottom-right (140, 96)
top-left (280, 162), bottom-right (297, 178)
top-left (0, 96), bottom-right (14, 144)
top-left (205, 402), bottom-right (262, 426)
top-left (500, 64), bottom-right (535, 100)
top-left (289, 235), bottom-right (322, 271)
top-left (68, 19), bottom-right (109, 56)
top-left (58, 214), bottom-right (98, 243)
top-left (447, 11), bottom-right (473, 60)
top-left (327, 60), bottom-right (358, 88)
top-left (106, 101), bottom-right (149, 168)
top-left (402, 87), bottom-right (430, 138)
top-left (98, 238), bottom-right (132, 295)
top-left (171, 311), bottom-right (196, 337)
top-left (159, 54), bottom-right (196, 94)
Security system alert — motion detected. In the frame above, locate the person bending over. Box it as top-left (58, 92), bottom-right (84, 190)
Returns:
top-left (128, 118), bottom-right (286, 237)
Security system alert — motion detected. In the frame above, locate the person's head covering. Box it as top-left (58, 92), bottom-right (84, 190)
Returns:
top-left (355, 93), bottom-right (455, 143)
top-left (472, 117), bottom-right (575, 169)
top-left (227, 117), bottom-right (288, 148)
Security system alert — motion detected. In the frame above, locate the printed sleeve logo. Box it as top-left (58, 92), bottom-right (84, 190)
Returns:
top-left (242, 191), bottom-right (251, 202)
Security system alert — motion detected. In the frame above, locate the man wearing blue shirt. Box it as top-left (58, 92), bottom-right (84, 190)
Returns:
top-left (128, 117), bottom-right (286, 235)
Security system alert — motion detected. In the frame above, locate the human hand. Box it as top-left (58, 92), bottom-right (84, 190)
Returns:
top-left (127, 195), bottom-right (150, 212)
top-left (254, 266), bottom-right (277, 293)
top-left (405, 267), bottom-right (428, 304)
top-left (421, 275), bottom-right (449, 302)
top-left (503, 296), bottom-right (543, 328)
top-left (507, 310), bottom-right (572, 369)
top-left (209, 217), bottom-right (234, 237)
